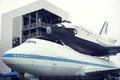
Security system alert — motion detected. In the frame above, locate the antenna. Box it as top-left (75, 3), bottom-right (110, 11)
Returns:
top-left (99, 21), bottom-right (108, 35)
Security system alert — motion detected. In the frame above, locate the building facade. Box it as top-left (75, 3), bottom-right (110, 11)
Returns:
top-left (0, 0), bottom-right (69, 73)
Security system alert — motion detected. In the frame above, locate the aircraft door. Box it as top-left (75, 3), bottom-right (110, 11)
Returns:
top-left (51, 45), bottom-right (64, 75)
top-left (51, 46), bottom-right (67, 75)
top-left (51, 57), bottom-right (58, 75)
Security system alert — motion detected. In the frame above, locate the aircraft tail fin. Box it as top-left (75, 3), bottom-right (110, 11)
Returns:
top-left (99, 21), bottom-right (108, 35)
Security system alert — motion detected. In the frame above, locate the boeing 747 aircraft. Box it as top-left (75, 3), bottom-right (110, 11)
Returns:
top-left (1, 21), bottom-right (120, 77)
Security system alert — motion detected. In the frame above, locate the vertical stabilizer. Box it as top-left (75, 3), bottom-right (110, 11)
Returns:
top-left (99, 21), bottom-right (108, 35)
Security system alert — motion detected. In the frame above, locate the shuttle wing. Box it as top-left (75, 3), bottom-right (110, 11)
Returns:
top-left (72, 37), bottom-right (120, 56)
top-left (105, 46), bottom-right (120, 55)
top-left (62, 36), bottom-right (120, 56)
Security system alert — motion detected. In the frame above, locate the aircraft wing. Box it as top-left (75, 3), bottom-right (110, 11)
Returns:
top-left (86, 68), bottom-right (120, 76)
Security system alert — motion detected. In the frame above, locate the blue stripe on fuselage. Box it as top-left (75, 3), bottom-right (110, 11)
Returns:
top-left (2, 53), bottom-right (116, 68)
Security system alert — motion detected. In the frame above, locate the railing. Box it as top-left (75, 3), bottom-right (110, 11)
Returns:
top-left (22, 21), bottom-right (51, 42)
top-left (22, 22), bottom-right (50, 31)
top-left (22, 32), bottom-right (45, 42)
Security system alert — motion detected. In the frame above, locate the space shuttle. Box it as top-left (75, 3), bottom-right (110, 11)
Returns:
top-left (42, 21), bottom-right (120, 56)
top-left (1, 21), bottom-right (120, 77)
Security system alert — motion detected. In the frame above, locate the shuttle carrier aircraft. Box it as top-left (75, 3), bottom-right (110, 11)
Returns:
top-left (2, 21), bottom-right (120, 77)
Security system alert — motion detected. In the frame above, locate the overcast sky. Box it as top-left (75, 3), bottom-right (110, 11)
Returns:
top-left (0, 0), bottom-right (120, 44)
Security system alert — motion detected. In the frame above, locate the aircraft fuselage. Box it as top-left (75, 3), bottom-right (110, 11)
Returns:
top-left (2, 38), bottom-right (117, 76)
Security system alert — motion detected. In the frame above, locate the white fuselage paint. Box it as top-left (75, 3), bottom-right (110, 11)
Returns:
top-left (2, 38), bottom-right (117, 76)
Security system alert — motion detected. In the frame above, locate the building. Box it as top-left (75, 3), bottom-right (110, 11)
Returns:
top-left (0, 0), bottom-right (69, 73)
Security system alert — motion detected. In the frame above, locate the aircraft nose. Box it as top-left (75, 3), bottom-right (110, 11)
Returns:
top-left (1, 53), bottom-right (14, 67)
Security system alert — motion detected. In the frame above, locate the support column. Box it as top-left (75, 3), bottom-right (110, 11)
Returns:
top-left (29, 13), bottom-right (31, 28)
top-left (36, 11), bottom-right (39, 26)
top-left (29, 14), bottom-right (31, 38)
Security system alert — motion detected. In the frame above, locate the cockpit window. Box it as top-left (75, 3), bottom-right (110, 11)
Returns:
top-left (25, 40), bottom-right (37, 44)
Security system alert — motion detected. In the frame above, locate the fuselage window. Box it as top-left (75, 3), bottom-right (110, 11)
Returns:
top-left (17, 55), bottom-right (19, 58)
top-left (21, 55), bottom-right (23, 58)
top-left (14, 55), bottom-right (16, 57)
top-left (27, 56), bottom-right (29, 58)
